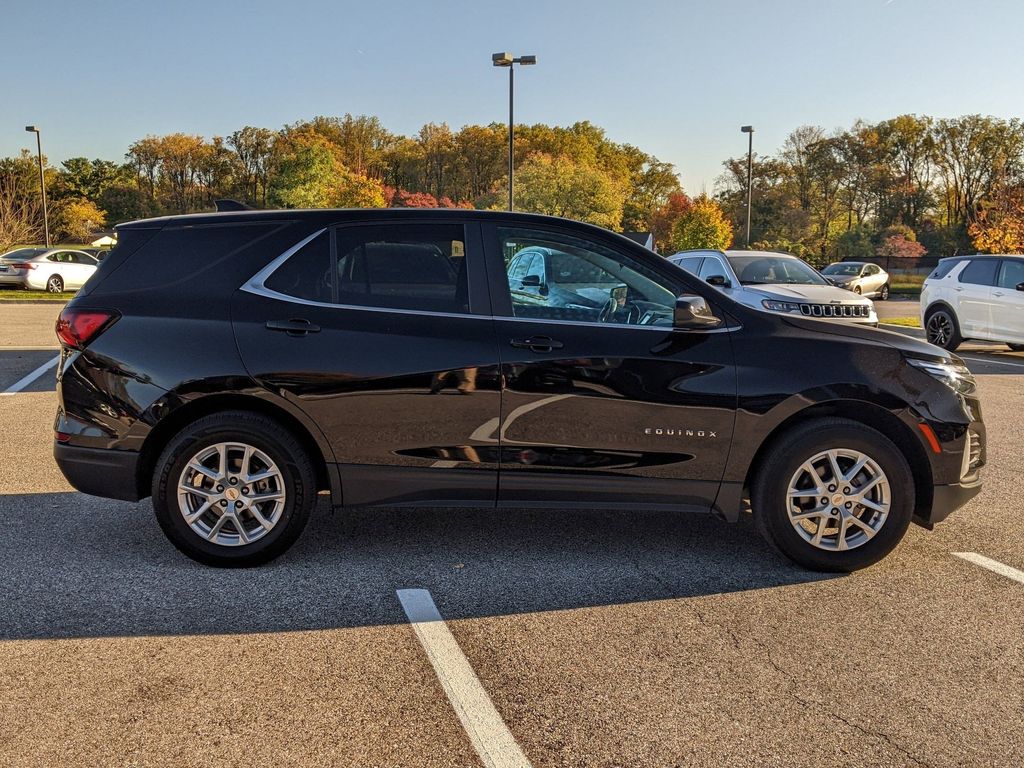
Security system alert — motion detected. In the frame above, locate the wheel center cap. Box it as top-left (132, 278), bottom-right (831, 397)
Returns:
top-left (832, 493), bottom-right (845, 506)
top-left (225, 487), bottom-right (240, 501)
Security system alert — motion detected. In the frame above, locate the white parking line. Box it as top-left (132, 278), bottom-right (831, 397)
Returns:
top-left (952, 552), bottom-right (1024, 585)
top-left (0, 354), bottom-right (60, 396)
top-left (396, 588), bottom-right (532, 768)
top-left (959, 356), bottom-right (1024, 371)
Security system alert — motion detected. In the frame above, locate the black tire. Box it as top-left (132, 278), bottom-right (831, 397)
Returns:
top-left (879, 283), bottom-right (890, 300)
top-left (46, 275), bottom-right (63, 293)
top-left (852, 285), bottom-right (862, 294)
top-left (752, 418), bottom-right (915, 572)
top-left (151, 411), bottom-right (317, 567)
top-left (924, 306), bottom-right (962, 351)
top-left (1007, 343), bottom-right (1024, 352)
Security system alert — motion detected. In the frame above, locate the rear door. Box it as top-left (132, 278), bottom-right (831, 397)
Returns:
top-left (232, 219), bottom-right (502, 507)
top-left (955, 258), bottom-right (998, 338)
top-left (483, 222), bottom-right (738, 511)
top-left (988, 258), bottom-right (1024, 343)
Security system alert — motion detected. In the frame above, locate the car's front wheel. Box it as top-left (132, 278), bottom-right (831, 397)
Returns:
top-left (152, 411), bottom-right (317, 567)
top-left (752, 418), bottom-right (914, 572)
top-left (1007, 343), bottom-right (1024, 352)
top-left (925, 307), bottom-right (962, 351)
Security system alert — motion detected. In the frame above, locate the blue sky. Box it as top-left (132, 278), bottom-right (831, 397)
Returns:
top-left (2, 0), bottom-right (1022, 192)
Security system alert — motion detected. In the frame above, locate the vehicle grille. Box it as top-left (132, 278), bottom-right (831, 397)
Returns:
top-left (968, 429), bottom-right (982, 470)
top-left (799, 303), bottom-right (870, 318)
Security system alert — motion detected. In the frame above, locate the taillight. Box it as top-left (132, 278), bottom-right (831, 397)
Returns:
top-left (56, 309), bottom-right (119, 349)
top-left (9, 262), bottom-right (36, 270)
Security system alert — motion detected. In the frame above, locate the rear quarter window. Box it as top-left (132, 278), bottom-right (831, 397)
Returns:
top-left (928, 259), bottom-right (964, 280)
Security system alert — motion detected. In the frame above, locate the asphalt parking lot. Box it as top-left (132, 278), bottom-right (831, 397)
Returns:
top-left (1, 303), bottom-right (1022, 767)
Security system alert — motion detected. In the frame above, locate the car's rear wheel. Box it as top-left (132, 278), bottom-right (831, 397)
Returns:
top-left (925, 307), bottom-right (962, 351)
top-left (852, 285), bottom-right (862, 294)
top-left (46, 275), bottom-right (63, 293)
top-left (752, 418), bottom-right (914, 572)
top-left (879, 283), bottom-right (890, 300)
top-left (152, 411), bottom-right (316, 567)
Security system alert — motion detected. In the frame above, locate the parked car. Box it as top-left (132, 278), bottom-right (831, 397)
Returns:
top-left (0, 247), bottom-right (98, 293)
top-left (54, 209), bottom-right (983, 572)
top-left (668, 249), bottom-right (878, 325)
top-left (921, 254), bottom-right (1024, 351)
top-left (821, 261), bottom-right (890, 299)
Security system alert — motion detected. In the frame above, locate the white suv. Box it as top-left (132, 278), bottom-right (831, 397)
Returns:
top-left (921, 255), bottom-right (1024, 351)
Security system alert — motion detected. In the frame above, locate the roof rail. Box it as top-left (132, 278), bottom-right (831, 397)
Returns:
top-left (214, 199), bottom-right (254, 212)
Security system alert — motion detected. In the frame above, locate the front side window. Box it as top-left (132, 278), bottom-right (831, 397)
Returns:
top-left (959, 259), bottom-right (998, 287)
top-left (499, 227), bottom-right (677, 326)
top-left (265, 224), bottom-right (469, 313)
top-left (698, 256), bottom-right (729, 281)
top-left (997, 259), bottom-right (1024, 290)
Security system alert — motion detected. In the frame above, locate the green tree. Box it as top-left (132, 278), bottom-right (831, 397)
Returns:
top-left (670, 195), bottom-right (733, 251)
top-left (512, 153), bottom-right (625, 229)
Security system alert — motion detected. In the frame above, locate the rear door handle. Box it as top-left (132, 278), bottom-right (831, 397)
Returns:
top-left (993, 291), bottom-right (1005, 297)
top-left (266, 318), bottom-right (321, 336)
top-left (510, 336), bottom-right (564, 353)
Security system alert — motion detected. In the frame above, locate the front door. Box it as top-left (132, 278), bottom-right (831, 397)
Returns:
top-left (483, 223), bottom-right (738, 511)
top-left (232, 219), bottom-right (502, 507)
top-left (989, 258), bottom-right (1024, 343)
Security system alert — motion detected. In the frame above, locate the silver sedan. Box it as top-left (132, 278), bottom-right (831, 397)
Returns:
top-left (0, 248), bottom-right (99, 293)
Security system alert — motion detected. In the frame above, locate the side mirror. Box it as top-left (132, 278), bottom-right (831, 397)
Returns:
top-left (705, 274), bottom-right (730, 287)
top-left (521, 274), bottom-right (542, 287)
top-left (1016, 282), bottom-right (1024, 292)
top-left (674, 295), bottom-right (721, 330)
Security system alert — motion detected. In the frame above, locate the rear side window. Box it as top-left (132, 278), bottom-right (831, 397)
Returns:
top-left (336, 224), bottom-right (466, 313)
top-left (928, 259), bottom-right (964, 280)
top-left (997, 259), bottom-right (1024, 290)
top-left (672, 256), bottom-right (703, 274)
top-left (959, 259), bottom-right (998, 286)
top-left (266, 223), bottom-right (469, 313)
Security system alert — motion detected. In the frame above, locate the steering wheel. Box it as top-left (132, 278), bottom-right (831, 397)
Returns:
top-left (598, 298), bottom-right (641, 324)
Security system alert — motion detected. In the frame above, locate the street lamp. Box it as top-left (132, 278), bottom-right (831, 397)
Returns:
top-left (492, 52), bottom-right (537, 211)
top-left (740, 126), bottom-right (754, 248)
top-left (24, 126), bottom-right (50, 247)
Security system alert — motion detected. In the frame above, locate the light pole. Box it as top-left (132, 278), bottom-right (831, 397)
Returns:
top-left (492, 52), bottom-right (537, 211)
top-left (740, 126), bottom-right (754, 248)
top-left (24, 126), bottom-right (50, 247)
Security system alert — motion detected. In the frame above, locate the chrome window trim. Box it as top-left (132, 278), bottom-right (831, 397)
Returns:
top-left (241, 228), bottom-right (734, 332)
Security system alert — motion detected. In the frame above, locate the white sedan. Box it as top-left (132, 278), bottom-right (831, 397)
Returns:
top-left (0, 248), bottom-right (99, 293)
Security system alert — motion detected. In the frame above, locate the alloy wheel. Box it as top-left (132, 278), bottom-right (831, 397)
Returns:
top-left (926, 312), bottom-right (952, 346)
top-left (47, 276), bottom-right (63, 293)
top-left (177, 441), bottom-right (286, 546)
top-left (786, 448), bottom-right (890, 552)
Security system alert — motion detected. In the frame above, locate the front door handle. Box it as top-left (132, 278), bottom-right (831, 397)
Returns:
top-left (266, 318), bottom-right (321, 336)
top-left (993, 291), bottom-right (1005, 297)
top-left (510, 336), bottom-right (564, 353)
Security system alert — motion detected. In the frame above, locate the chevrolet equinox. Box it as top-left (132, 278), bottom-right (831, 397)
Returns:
top-left (53, 208), bottom-right (984, 570)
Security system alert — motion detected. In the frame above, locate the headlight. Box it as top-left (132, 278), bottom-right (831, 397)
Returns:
top-left (762, 300), bottom-right (803, 313)
top-left (906, 357), bottom-right (976, 396)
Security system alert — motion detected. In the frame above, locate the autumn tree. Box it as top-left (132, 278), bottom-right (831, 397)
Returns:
top-left (53, 198), bottom-right (106, 242)
top-left (671, 196), bottom-right (733, 251)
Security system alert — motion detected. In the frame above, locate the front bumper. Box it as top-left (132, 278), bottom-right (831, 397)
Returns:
top-left (54, 442), bottom-right (142, 501)
top-left (925, 472), bottom-right (983, 527)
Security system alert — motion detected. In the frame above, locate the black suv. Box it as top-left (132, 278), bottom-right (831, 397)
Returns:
top-left (54, 209), bottom-right (984, 570)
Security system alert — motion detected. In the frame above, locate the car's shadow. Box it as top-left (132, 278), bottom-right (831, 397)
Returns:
top-left (0, 492), bottom-right (834, 640)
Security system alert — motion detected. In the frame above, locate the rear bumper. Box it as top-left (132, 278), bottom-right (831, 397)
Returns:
top-left (54, 442), bottom-right (142, 501)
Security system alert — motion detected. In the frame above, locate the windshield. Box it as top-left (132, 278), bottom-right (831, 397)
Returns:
top-left (1, 248), bottom-right (45, 261)
top-left (727, 255), bottom-right (828, 286)
top-left (822, 263), bottom-right (863, 276)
